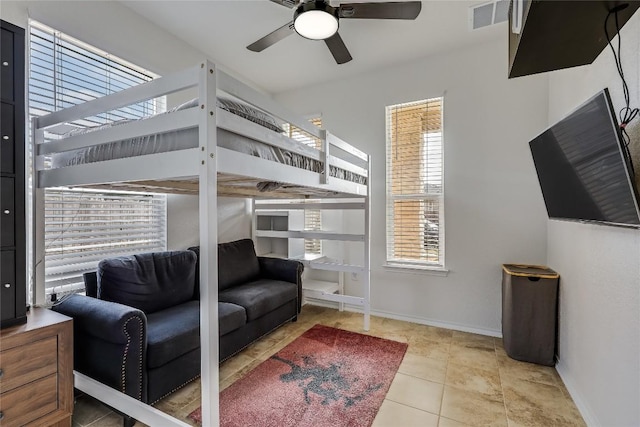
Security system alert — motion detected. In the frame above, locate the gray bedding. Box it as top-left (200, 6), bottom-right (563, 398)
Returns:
top-left (50, 100), bottom-right (367, 188)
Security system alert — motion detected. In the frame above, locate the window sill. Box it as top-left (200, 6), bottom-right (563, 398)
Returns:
top-left (383, 263), bottom-right (450, 277)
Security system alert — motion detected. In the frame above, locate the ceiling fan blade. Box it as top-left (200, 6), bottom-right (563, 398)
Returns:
top-left (338, 1), bottom-right (422, 19)
top-left (247, 21), bottom-right (295, 52)
top-left (324, 32), bottom-right (353, 64)
top-left (269, 0), bottom-right (297, 9)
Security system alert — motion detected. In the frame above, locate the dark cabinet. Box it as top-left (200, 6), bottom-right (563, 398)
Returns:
top-left (1, 250), bottom-right (16, 319)
top-left (508, 1), bottom-right (640, 78)
top-left (0, 20), bottom-right (26, 329)
top-left (1, 102), bottom-right (15, 173)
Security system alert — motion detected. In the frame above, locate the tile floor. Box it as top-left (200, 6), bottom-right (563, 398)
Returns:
top-left (72, 305), bottom-right (586, 427)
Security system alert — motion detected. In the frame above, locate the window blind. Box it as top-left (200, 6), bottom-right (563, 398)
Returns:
top-left (286, 116), bottom-right (323, 255)
top-left (28, 21), bottom-right (167, 293)
top-left (44, 190), bottom-right (167, 293)
top-left (386, 98), bottom-right (444, 267)
top-left (29, 21), bottom-right (163, 127)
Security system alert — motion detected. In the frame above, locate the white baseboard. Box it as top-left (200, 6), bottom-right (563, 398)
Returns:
top-left (555, 360), bottom-right (598, 427)
top-left (303, 299), bottom-right (502, 338)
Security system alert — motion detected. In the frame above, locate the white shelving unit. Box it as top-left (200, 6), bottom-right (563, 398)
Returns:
top-left (252, 200), bottom-right (370, 329)
top-left (252, 210), bottom-right (304, 258)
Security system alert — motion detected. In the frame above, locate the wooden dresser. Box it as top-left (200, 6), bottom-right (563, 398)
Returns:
top-left (0, 308), bottom-right (73, 427)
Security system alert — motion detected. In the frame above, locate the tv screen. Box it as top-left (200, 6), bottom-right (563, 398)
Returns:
top-left (529, 88), bottom-right (640, 227)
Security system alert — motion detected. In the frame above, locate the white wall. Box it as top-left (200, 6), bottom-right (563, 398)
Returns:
top-left (275, 37), bottom-right (549, 334)
top-left (2, 0), bottom-right (251, 251)
top-left (167, 195), bottom-right (251, 250)
top-left (545, 11), bottom-right (640, 427)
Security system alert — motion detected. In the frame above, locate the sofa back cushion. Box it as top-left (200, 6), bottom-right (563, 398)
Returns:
top-left (218, 239), bottom-right (260, 291)
top-left (98, 251), bottom-right (197, 314)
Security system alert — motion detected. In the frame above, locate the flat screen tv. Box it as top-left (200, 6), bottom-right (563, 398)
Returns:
top-left (529, 88), bottom-right (640, 228)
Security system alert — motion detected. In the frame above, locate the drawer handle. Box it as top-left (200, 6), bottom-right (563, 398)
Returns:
top-left (2, 61), bottom-right (8, 66)
top-left (0, 411), bottom-right (3, 420)
top-left (3, 210), bottom-right (10, 215)
top-left (3, 283), bottom-right (10, 288)
top-left (0, 368), bottom-right (3, 378)
top-left (2, 136), bottom-right (8, 140)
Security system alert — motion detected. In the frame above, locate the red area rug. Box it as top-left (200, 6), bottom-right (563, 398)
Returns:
top-left (189, 324), bottom-right (408, 427)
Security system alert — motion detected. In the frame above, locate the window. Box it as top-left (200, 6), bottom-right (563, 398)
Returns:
top-left (285, 116), bottom-right (323, 256)
top-left (44, 190), bottom-right (166, 294)
top-left (386, 98), bottom-right (444, 268)
top-left (29, 22), bottom-right (167, 294)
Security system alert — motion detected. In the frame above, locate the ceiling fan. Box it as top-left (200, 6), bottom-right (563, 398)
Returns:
top-left (247, 0), bottom-right (422, 64)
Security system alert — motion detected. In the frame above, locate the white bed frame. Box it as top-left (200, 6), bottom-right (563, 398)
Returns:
top-left (32, 60), bottom-right (371, 427)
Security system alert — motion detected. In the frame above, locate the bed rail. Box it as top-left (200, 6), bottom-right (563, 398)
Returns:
top-left (33, 60), bottom-right (369, 198)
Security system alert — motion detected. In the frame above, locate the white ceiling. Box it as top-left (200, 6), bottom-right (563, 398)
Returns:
top-left (121, 0), bottom-right (505, 94)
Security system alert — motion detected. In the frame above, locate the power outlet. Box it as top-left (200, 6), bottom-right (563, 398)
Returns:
top-left (351, 272), bottom-right (358, 281)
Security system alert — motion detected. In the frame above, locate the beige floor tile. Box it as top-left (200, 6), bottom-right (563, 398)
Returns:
top-left (372, 400), bottom-right (439, 427)
top-left (85, 412), bottom-right (130, 427)
top-left (153, 378), bottom-right (201, 414)
top-left (385, 372), bottom-right (444, 414)
top-left (501, 376), bottom-right (586, 427)
top-left (72, 394), bottom-right (112, 426)
top-left (448, 343), bottom-right (498, 371)
top-left (452, 331), bottom-right (496, 350)
top-left (438, 416), bottom-right (472, 427)
top-left (497, 354), bottom-right (560, 387)
top-left (407, 336), bottom-right (451, 361)
top-left (419, 325), bottom-right (454, 342)
top-left (218, 352), bottom-right (255, 381)
top-left (440, 385), bottom-right (508, 427)
top-left (398, 352), bottom-right (448, 384)
top-left (445, 362), bottom-right (502, 402)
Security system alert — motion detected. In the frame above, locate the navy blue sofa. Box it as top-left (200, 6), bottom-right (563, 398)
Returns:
top-left (53, 238), bottom-right (303, 408)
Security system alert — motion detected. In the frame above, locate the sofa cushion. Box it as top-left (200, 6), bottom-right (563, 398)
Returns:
top-left (219, 302), bottom-right (247, 336)
top-left (146, 300), bottom-right (200, 369)
top-left (218, 239), bottom-right (260, 291)
top-left (218, 279), bottom-right (297, 321)
top-left (98, 251), bottom-right (197, 314)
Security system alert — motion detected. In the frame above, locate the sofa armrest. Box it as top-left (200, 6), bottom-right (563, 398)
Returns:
top-left (52, 294), bottom-right (148, 402)
top-left (258, 257), bottom-right (304, 312)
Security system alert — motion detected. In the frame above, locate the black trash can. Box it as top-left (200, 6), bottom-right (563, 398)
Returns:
top-left (502, 264), bottom-right (559, 366)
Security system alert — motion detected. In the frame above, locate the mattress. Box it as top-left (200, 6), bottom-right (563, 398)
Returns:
top-left (50, 100), bottom-right (367, 189)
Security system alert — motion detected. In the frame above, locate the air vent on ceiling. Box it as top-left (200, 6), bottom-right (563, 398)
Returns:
top-left (470, 0), bottom-right (509, 30)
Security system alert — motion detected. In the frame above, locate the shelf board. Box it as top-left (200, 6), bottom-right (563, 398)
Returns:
top-left (254, 210), bottom-right (289, 216)
top-left (254, 230), bottom-right (364, 242)
top-left (302, 279), bottom-right (340, 294)
top-left (257, 252), bottom-right (288, 259)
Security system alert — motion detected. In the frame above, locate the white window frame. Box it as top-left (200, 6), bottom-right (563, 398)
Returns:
top-left (385, 98), bottom-right (446, 271)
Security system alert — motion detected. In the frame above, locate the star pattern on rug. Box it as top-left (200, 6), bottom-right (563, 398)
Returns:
top-left (271, 354), bottom-right (383, 407)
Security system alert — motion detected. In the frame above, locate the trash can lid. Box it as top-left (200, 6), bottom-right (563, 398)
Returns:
top-left (502, 264), bottom-right (559, 279)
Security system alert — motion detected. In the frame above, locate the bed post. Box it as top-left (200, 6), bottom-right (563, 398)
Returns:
top-left (198, 59), bottom-right (220, 427)
top-left (31, 117), bottom-right (46, 306)
top-left (320, 129), bottom-right (328, 185)
top-left (363, 155), bottom-right (372, 331)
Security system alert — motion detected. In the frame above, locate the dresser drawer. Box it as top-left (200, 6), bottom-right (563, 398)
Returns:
top-left (0, 250), bottom-right (16, 321)
top-left (0, 27), bottom-right (15, 103)
top-left (0, 373), bottom-right (58, 427)
top-left (0, 336), bottom-right (57, 393)
top-left (0, 102), bottom-right (14, 174)
top-left (0, 177), bottom-right (14, 247)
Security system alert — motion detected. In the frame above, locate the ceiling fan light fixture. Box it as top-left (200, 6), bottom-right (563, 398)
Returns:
top-left (294, 3), bottom-right (339, 40)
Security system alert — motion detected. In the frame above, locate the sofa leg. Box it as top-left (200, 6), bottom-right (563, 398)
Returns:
top-left (123, 415), bottom-right (136, 427)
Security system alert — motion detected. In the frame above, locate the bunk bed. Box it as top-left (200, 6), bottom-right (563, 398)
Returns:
top-left (32, 60), bottom-right (371, 426)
